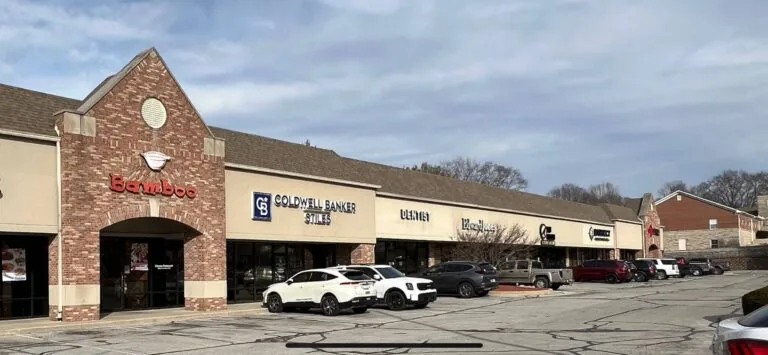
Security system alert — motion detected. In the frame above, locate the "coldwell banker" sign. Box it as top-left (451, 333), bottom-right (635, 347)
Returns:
top-left (252, 192), bottom-right (356, 225)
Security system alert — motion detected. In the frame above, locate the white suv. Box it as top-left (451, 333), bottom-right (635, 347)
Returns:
top-left (637, 258), bottom-right (680, 279)
top-left (331, 265), bottom-right (437, 310)
top-left (262, 268), bottom-right (377, 316)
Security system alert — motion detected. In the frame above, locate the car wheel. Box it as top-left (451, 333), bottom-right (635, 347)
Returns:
top-left (458, 282), bottom-right (475, 298)
top-left (692, 268), bottom-right (702, 276)
top-left (321, 295), bottom-right (341, 316)
top-left (352, 307), bottom-right (368, 314)
top-left (534, 277), bottom-right (550, 289)
top-left (386, 290), bottom-right (407, 311)
top-left (266, 293), bottom-right (284, 313)
top-left (636, 273), bottom-right (646, 282)
top-left (605, 274), bottom-right (618, 284)
top-left (713, 267), bottom-right (724, 275)
top-left (413, 303), bottom-right (428, 309)
top-left (656, 270), bottom-right (667, 280)
top-left (476, 290), bottom-right (489, 297)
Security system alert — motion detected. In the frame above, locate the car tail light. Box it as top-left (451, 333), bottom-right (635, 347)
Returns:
top-left (727, 339), bottom-right (768, 355)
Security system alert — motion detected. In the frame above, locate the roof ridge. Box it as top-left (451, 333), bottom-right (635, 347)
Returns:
top-left (209, 126), bottom-right (341, 156)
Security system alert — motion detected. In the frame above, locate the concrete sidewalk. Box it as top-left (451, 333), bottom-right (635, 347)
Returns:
top-left (0, 303), bottom-right (266, 335)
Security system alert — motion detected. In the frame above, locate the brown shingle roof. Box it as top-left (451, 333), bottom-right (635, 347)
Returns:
top-left (0, 83), bottom-right (80, 136)
top-left (600, 203), bottom-right (641, 222)
top-left (623, 198), bottom-right (643, 216)
top-left (0, 81), bottom-right (620, 225)
top-left (341, 157), bottom-right (616, 224)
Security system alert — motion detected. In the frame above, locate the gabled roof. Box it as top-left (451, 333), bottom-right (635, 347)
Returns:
top-left (655, 190), bottom-right (762, 219)
top-left (623, 192), bottom-right (654, 217)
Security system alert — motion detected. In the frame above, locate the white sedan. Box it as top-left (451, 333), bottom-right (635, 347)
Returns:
top-left (262, 268), bottom-right (377, 316)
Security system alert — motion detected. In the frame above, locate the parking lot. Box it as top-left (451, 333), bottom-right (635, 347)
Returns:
top-left (0, 271), bottom-right (761, 355)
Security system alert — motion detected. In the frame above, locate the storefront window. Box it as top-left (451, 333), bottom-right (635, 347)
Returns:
top-left (0, 236), bottom-right (49, 319)
top-left (375, 240), bottom-right (429, 275)
top-left (226, 242), bottom-right (307, 303)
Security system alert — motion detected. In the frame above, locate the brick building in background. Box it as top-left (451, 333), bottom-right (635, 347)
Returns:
top-left (624, 193), bottom-right (663, 257)
top-left (655, 190), bottom-right (763, 252)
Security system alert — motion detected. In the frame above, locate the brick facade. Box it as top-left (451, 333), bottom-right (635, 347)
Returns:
top-left (642, 206), bottom-right (663, 258)
top-left (51, 49), bottom-right (226, 321)
top-left (350, 244), bottom-right (375, 264)
top-left (657, 193), bottom-right (739, 231)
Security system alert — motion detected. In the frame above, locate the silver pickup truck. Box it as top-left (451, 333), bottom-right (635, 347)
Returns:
top-left (498, 259), bottom-right (574, 290)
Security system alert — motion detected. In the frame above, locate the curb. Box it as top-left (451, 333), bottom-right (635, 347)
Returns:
top-left (0, 307), bottom-right (267, 335)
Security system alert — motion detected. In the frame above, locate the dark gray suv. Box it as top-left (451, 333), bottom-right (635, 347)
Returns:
top-left (418, 261), bottom-right (499, 298)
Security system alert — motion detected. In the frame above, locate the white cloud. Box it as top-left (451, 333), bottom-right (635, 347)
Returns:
top-left (4, 0), bottom-right (768, 196)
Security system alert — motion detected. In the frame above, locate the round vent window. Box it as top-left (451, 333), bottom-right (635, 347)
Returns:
top-left (141, 98), bottom-right (167, 129)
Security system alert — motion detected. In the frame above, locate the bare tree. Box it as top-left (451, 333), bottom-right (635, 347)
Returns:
top-left (588, 182), bottom-right (624, 205)
top-left (447, 224), bottom-right (537, 268)
top-left (547, 183), bottom-right (592, 203)
top-left (406, 162), bottom-right (450, 176)
top-left (659, 170), bottom-right (768, 209)
top-left (547, 181), bottom-right (624, 205)
top-left (410, 157), bottom-right (528, 191)
top-left (657, 180), bottom-right (689, 198)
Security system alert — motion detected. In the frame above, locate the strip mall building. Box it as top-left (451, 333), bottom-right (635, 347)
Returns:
top-left (0, 48), bottom-right (647, 322)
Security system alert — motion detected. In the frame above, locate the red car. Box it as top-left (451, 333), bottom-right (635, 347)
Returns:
top-left (572, 259), bottom-right (633, 283)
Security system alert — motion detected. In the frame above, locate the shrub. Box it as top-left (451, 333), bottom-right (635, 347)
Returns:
top-left (742, 286), bottom-right (768, 315)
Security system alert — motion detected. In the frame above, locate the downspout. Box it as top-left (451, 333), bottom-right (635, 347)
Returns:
top-left (54, 125), bottom-right (63, 321)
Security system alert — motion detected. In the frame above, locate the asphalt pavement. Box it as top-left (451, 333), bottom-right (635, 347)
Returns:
top-left (0, 270), bottom-right (762, 355)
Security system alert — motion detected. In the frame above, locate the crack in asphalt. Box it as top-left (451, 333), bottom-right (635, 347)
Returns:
top-left (1, 273), bottom-right (764, 355)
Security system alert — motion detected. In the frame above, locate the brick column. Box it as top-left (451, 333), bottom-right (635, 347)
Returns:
top-left (183, 229), bottom-right (227, 312)
top-left (428, 243), bottom-right (442, 266)
top-left (48, 229), bottom-right (101, 322)
top-left (351, 244), bottom-right (375, 264)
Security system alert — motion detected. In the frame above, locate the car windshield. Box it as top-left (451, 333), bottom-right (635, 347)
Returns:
top-left (375, 266), bottom-right (406, 279)
top-left (740, 304), bottom-right (768, 328)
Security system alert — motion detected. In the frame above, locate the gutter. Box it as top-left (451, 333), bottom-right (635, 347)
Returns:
top-left (54, 125), bottom-right (63, 321)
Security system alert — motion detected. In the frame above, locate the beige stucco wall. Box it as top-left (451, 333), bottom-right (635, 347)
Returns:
top-left (225, 169), bottom-right (376, 244)
top-left (0, 136), bottom-right (58, 233)
top-left (615, 221), bottom-right (643, 250)
top-left (376, 196), bottom-right (626, 249)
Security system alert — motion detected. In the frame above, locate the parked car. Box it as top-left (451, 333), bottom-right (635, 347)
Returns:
top-left (621, 260), bottom-right (643, 282)
top-left (711, 303), bottom-right (768, 354)
top-left (262, 268), bottom-right (377, 316)
top-left (571, 259), bottom-right (633, 284)
top-left (418, 261), bottom-right (499, 298)
top-left (497, 259), bottom-right (573, 290)
top-left (689, 257), bottom-right (729, 275)
top-left (637, 258), bottom-right (680, 279)
top-left (674, 257), bottom-right (704, 276)
top-left (330, 264), bottom-right (437, 310)
top-left (629, 259), bottom-right (656, 282)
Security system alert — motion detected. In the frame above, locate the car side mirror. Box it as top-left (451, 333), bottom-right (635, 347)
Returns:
top-left (373, 274), bottom-right (381, 281)
top-left (286, 279), bottom-right (293, 285)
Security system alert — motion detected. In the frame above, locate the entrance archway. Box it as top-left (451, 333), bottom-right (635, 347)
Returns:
top-left (648, 244), bottom-right (660, 258)
top-left (99, 215), bottom-right (201, 314)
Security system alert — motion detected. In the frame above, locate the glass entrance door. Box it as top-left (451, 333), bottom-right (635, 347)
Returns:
top-left (100, 237), bottom-right (184, 312)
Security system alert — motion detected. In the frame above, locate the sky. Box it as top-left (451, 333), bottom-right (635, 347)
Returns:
top-left (3, 0), bottom-right (768, 197)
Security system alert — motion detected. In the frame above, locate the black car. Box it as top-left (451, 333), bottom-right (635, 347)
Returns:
top-left (675, 257), bottom-right (704, 276)
top-left (418, 261), bottom-right (499, 298)
top-left (688, 257), bottom-right (729, 275)
top-left (629, 259), bottom-right (656, 282)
